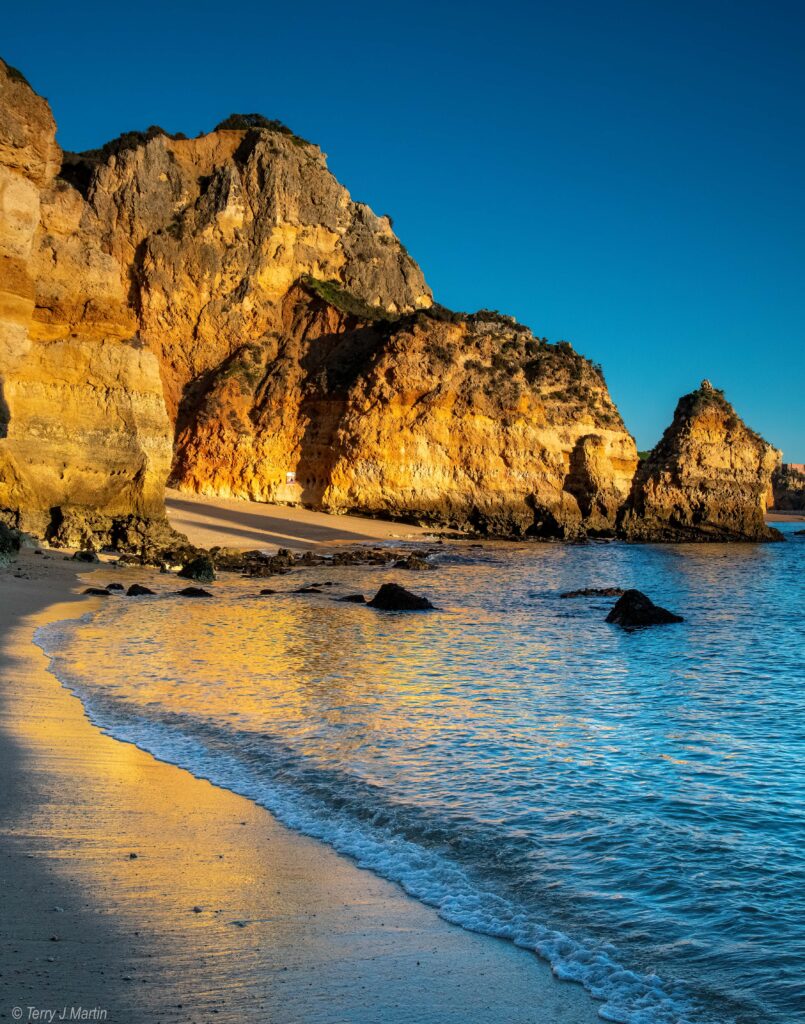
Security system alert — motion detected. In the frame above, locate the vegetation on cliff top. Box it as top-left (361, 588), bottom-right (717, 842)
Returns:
top-left (214, 113), bottom-right (312, 147)
top-left (1, 59), bottom-right (31, 87)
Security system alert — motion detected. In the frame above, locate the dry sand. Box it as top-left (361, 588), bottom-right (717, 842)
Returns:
top-left (166, 488), bottom-right (435, 551)
top-left (0, 545), bottom-right (601, 1024)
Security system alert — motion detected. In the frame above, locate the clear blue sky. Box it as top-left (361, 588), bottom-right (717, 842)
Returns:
top-left (4, 0), bottom-right (803, 458)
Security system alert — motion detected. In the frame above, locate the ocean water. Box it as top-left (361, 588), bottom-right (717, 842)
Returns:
top-left (37, 524), bottom-right (805, 1024)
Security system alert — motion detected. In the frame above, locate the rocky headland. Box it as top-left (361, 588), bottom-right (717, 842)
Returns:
top-left (0, 59), bottom-right (785, 550)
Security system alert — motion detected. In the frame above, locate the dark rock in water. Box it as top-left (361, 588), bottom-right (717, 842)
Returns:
top-left (176, 586), bottom-right (212, 598)
top-left (338, 593), bottom-right (366, 603)
top-left (106, 583), bottom-right (125, 592)
top-left (178, 554), bottom-right (216, 583)
top-left (794, 529), bottom-right (805, 536)
top-left (605, 590), bottom-right (683, 630)
top-left (294, 586), bottom-right (322, 594)
top-left (126, 583), bottom-right (155, 596)
top-left (561, 587), bottom-right (626, 599)
top-left (392, 555), bottom-right (434, 571)
top-left (82, 587), bottom-right (110, 596)
top-left (72, 549), bottom-right (100, 563)
top-left (296, 550), bottom-right (326, 566)
top-left (368, 583), bottom-right (434, 611)
top-left (259, 588), bottom-right (277, 595)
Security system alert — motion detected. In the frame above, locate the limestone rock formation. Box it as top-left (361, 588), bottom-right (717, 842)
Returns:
top-left (12, 58), bottom-right (760, 547)
top-left (64, 119), bottom-right (432, 418)
top-left (0, 59), bottom-right (174, 546)
top-left (620, 381), bottom-right (782, 542)
top-left (171, 282), bottom-right (638, 538)
top-left (771, 464), bottom-right (805, 512)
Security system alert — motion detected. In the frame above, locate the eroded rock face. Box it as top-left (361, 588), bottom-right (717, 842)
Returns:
top-left (171, 285), bottom-right (638, 537)
top-left (0, 59), bottom-right (173, 544)
top-left (8, 60), bottom-right (736, 546)
top-left (69, 123), bottom-right (432, 417)
top-left (620, 382), bottom-right (782, 542)
top-left (771, 464), bottom-right (805, 512)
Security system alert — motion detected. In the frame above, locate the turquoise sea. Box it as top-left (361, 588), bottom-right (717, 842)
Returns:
top-left (37, 522), bottom-right (805, 1024)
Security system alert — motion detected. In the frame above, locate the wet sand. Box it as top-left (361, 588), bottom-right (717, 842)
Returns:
top-left (165, 488), bottom-right (434, 551)
top-left (0, 549), bottom-right (600, 1024)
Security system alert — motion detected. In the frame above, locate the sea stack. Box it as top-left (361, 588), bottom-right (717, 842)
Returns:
top-left (619, 381), bottom-right (782, 542)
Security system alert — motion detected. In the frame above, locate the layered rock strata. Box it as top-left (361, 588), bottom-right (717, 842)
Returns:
top-left (0, 59), bottom-right (173, 546)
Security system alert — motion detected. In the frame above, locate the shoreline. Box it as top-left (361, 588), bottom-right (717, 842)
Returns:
top-left (0, 549), bottom-right (601, 1024)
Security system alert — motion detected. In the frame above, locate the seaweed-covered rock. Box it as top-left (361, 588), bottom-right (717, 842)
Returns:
top-left (392, 555), bottom-right (434, 571)
top-left (367, 583), bottom-right (434, 611)
top-left (178, 555), bottom-right (216, 583)
top-left (126, 583), bottom-right (155, 596)
top-left (605, 590), bottom-right (683, 630)
top-left (176, 586), bottom-right (212, 598)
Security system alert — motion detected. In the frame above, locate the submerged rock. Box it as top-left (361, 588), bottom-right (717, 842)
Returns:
top-left (126, 583), bottom-right (155, 596)
top-left (82, 587), bottom-right (110, 596)
top-left (605, 590), bottom-right (683, 630)
top-left (105, 582), bottom-right (124, 591)
top-left (561, 587), bottom-right (626, 599)
top-left (337, 593), bottom-right (366, 603)
top-left (367, 583), bottom-right (434, 611)
top-left (176, 586), bottom-right (212, 598)
top-left (178, 555), bottom-right (216, 583)
top-left (392, 555), bottom-right (434, 571)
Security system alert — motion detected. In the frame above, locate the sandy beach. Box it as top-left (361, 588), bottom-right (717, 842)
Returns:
top-left (0, 514), bottom-right (600, 1024)
top-left (165, 488), bottom-right (434, 552)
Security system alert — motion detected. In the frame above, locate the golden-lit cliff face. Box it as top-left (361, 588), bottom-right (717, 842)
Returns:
top-left (68, 121), bottom-right (432, 419)
top-left (171, 285), bottom-right (638, 537)
top-left (620, 381), bottom-right (781, 542)
top-left (0, 59), bottom-right (172, 538)
top-left (2, 62), bottom-right (780, 546)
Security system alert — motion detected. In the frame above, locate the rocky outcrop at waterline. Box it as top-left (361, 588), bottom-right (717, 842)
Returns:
top-left (619, 381), bottom-right (782, 542)
top-left (771, 464), bottom-right (805, 512)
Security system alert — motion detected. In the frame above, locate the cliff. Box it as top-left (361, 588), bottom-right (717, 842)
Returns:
top-left (771, 464), bottom-right (805, 512)
top-left (171, 283), bottom-right (637, 537)
top-left (63, 117), bottom-right (432, 418)
top-left (620, 381), bottom-right (781, 542)
top-left (1, 59), bottom-right (783, 548)
top-left (0, 58), bottom-right (173, 546)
